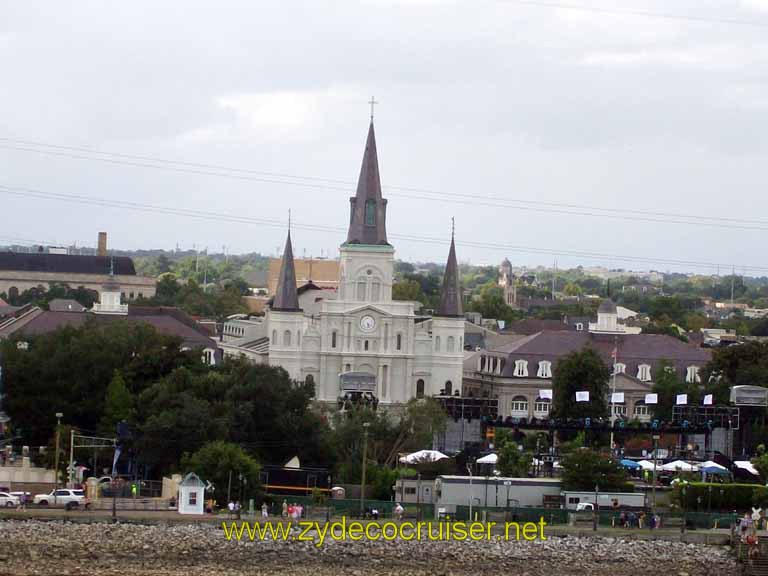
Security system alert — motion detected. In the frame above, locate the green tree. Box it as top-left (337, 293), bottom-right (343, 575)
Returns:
top-left (650, 360), bottom-right (686, 421)
top-left (181, 441), bottom-right (261, 506)
top-left (560, 449), bottom-right (629, 491)
top-left (392, 279), bottom-right (424, 302)
top-left (702, 341), bottom-right (768, 391)
top-left (100, 370), bottom-right (134, 435)
top-left (551, 347), bottom-right (610, 420)
top-left (495, 429), bottom-right (531, 477)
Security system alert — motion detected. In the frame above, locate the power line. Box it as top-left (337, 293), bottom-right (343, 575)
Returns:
top-left (2, 138), bottom-right (768, 232)
top-left (503, 0), bottom-right (768, 28)
top-left (1, 183), bottom-right (765, 274)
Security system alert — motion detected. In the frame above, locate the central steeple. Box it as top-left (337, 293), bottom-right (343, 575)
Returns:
top-left (345, 121), bottom-right (390, 246)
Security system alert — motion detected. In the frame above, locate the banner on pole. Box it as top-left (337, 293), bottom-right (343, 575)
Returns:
top-left (576, 391), bottom-right (590, 402)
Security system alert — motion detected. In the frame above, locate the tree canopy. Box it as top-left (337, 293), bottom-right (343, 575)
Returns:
top-left (560, 448), bottom-right (629, 491)
top-left (551, 347), bottom-right (610, 420)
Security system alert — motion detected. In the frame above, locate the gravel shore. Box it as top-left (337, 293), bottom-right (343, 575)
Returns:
top-left (0, 520), bottom-right (738, 576)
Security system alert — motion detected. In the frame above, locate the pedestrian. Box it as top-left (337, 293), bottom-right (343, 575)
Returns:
top-left (394, 503), bottom-right (404, 521)
top-left (261, 502), bottom-right (269, 518)
top-left (282, 499), bottom-right (288, 518)
top-left (227, 501), bottom-right (235, 519)
top-left (741, 511), bottom-right (754, 543)
top-left (235, 501), bottom-right (242, 519)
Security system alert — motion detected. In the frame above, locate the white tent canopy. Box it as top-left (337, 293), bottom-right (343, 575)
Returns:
top-left (636, 460), bottom-right (656, 471)
top-left (735, 461), bottom-right (760, 476)
top-left (476, 453), bottom-right (498, 464)
top-left (660, 460), bottom-right (699, 472)
top-left (701, 460), bottom-right (728, 471)
top-left (399, 450), bottom-right (448, 464)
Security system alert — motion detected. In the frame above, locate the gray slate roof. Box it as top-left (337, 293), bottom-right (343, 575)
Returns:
top-left (271, 231), bottom-right (301, 312)
top-left (436, 236), bottom-right (463, 317)
top-left (0, 252), bottom-right (136, 275)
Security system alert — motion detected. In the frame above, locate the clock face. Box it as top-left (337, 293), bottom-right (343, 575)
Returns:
top-left (360, 315), bottom-right (376, 332)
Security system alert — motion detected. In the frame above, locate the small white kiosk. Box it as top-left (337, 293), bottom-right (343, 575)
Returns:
top-left (178, 472), bottom-right (205, 515)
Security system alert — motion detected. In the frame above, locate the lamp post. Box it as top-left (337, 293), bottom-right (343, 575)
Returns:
top-left (652, 434), bottom-right (660, 512)
top-left (53, 412), bottom-right (63, 505)
top-left (593, 483), bottom-right (599, 531)
top-left (416, 473), bottom-right (422, 521)
top-left (326, 474), bottom-right (332, 522)
top-left (360, 422), bottom-right (370, 516)
top-left (467, 461), bottom-right (474, 522)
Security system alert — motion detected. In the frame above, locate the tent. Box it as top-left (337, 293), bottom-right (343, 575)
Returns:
top-left (735, 461), bottom-right (760, 476)
top-left (620, 459), bottom-right (641, 469)
top-left (701, 460), bottom-right (728, 471)
top-left (398, 450), bottom-right (448, 464)
top-left (702, 466), bottom-right (731, 476)
top-left (476, 453), bottom-right (498, 465)
top-left (660, 460), bottom-right (699, 472)
top-left (636, 460), bottom-right (657, 471)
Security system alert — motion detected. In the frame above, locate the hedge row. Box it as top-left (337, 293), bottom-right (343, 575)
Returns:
top-left (674, 482), bottom-right (768, 510)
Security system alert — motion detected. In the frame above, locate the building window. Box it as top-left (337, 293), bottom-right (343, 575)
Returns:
top-left (612, 404), bottom-right (627, 416)
top-left (345, 363), bottom-right (351, 372)
top-left (188, 491), bottom-right (197, 506)
top-left (331, 331), bottom-right (337, 349)
top-left (447, 336), bottom-right (455, 352)
top-left (634, 403), bottom-right (648, 417)
top-left (511, 395), bottom-right (528, 413)
top-left (271, 330), bottom-right (277, 345)
top-left (445, 381), bottom-right (453, 395)
top-left (536, 361), bottom-right (552, 378)
top-left (129, 292), bottom-right (134, 299)
top-left (613, 363), bottom-right (626, 375)
top-left (637, 364), bottom-right (652, 382)
top-left (365, 199), bottom-right (376, 226)
top-left (396, 333), bottom-right (402, 351)
top-left (416, 379), bottom-right (425, 399)
top-left (534, 399), bottom-right (551, 414)
top-left (435, 336), bottom-right (441, 352)
top-left (686, 366), bottom-right (700, 383)
top-left (283, 330), bottom-right (292, 346)
top-left (371, 281), bottom-right (381, 301)
top-left (513, 360), bottom-right (528, 377)
top-left (357, 281), bottom-right (366, 301)
top-left (364, 340), bottom-right (369, 351)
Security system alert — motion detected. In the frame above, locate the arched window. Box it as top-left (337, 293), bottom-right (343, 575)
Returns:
top-left (396, 333), bottom-right (402, 351)
top-left (447, 336), bottom-right (455, 352)
top-left (686, 366), bottom-right (700, 383)
top-left (371, 281), bottom-right (381, 301)
top-left (537, 361), bottom-right (552, 378)
top-left (435, 336), bottom-right (441, 352)
top-left (513, 360), bottom-right (529, 377)
top-left (416, 379), bottom-right (425, 399)
top-left (357, 281), bottom-right (366, 301)
top-left (534, 398), bottom-right (550, 414)
top-left (511, 395), bottom-right (528, 414)
top-left (637, 364), bottom-right (652, 382)
top-left (331, 331), bottom-right (337, 349)
top-left (445, 381), bottom-right (453, 395)
top-left (283, 330), bottom-right (292, 346)
top-left (271, 330), bottom-right (277, 345)
top-left (365, 199), bottom-right (376, 226)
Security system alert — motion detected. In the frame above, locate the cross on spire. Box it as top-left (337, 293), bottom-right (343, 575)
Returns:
top-left (368, 96), bottom-right (378, 121)
top-left (288, 209), bottom-right (291, 231)
top-left (451, 216), bottom-right (455, 240)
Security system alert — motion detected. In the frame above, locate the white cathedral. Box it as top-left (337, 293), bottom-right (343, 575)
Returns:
top-left (221, 121), bottom-right (465, 405)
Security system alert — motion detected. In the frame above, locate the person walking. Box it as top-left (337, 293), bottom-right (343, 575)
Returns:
top-left (261, 502), bottom-right (269, 518)
top-left (227, 501), bottom-right (235, 519)
top-left (282, 499), bottom-right (288, 518)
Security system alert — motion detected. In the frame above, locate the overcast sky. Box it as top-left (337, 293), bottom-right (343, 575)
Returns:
top-left (2, 1), bottom-right (768, 275)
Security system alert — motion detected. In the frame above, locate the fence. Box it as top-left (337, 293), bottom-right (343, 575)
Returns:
top-left (263, 494), bottom-right (433, 520)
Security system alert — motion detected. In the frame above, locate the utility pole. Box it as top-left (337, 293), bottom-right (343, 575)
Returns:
top-left (68, 429), bottom-right (75, 488)
top-left (730, 266), bottom-right (735, 308)
top-left (609, 336), bottom-right (618, 452)
top-left (593, 483), bottom-right (599, 531)
top-left (53, 412), bottom-right (63, 504)
top-left (467, 461), bottom-right (474, 522)
top-left (651, 434), bottom-right (660, 512)
top-left (360, 422), bottom-right (370, 515)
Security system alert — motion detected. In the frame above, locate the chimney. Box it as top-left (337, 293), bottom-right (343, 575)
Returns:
top-left (97, 232), bottom-right (107, 257)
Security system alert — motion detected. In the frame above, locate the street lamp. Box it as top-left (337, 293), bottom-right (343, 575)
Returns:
top-left (651, 434), bottom-right (660, 512)
top-left (53, 412), bottom-right (63, 504)
top-left (360, 422), bottom-right (370, 516)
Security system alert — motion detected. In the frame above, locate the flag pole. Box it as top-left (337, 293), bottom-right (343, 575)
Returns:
top-left (610, 336), bottom-right (618, 454)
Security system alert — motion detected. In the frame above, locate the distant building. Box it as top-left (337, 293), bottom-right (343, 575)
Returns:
top-left (498, 259), bottom-right (538, 308)
top-left (0, 233), bottom-right (156, 301)
top-left (464, 299), bottom-right (711, 421)
top-left (0, 275), bottom-right (218, 364)
top-left (267, 257), bottom-right (339, 296)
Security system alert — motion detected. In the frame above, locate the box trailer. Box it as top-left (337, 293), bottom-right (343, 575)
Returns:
top-left (562, 491), bottom-right (647, 511)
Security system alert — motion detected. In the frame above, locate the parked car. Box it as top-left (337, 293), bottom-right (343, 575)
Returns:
top-left (0, 492), bottom-right (20, 507)
top-left (33, 489), bottom-right (88, 509)
top-left (9, 491), bottom-right (31, 505)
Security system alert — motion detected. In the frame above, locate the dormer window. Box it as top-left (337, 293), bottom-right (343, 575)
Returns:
top-left (686, 366), bottom-right (701, 383)
top-left (637, 364), bottom-right (652, 382)
top-left (613, 363), bottom-right (626, 375)
top-left (537, 361), bottom-right (552, 378)
top-left (365, 200), bottom-right (376, 226)
top-left (513, 360), bottom-right (529, 377)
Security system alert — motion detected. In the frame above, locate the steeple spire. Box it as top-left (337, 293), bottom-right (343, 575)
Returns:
top-left (437, 221), bottom-right (463, 317)
top-left (272, 228), bottom-right (301, 312)
top-left (345, 121), bottom-right (390, 246)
